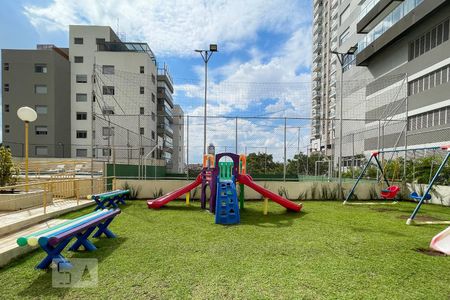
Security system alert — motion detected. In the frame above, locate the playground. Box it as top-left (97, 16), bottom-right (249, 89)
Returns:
top-left (1, 200), bottom-right (449, 299)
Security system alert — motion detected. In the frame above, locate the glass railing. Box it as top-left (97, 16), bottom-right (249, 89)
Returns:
top-left (358, 0), bottom-right (382, 22)
top-left (358, 0), bottom-right (424, 52)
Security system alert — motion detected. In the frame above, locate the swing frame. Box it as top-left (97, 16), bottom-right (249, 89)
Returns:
top-left (407, 146), bottom-right (450, 225)
top-left (344, 145), bottom-right (445, 206)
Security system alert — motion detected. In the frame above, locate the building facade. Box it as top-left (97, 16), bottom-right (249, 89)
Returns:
top-left (156, 64), bottom-right (176, 169)
top-left (172, 105), bottom-right (185, 174)
top-left (310, 0), bottom-right (339, 154)
top-left (313, 0), bottom-right (450, 159)
top-left (69, 25), bottom-right (158, 162)
top-left (1, 45), bottom-right (71, 157)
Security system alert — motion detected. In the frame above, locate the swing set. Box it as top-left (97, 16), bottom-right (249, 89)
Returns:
top-left (344, 145), bottom-right (449, 210)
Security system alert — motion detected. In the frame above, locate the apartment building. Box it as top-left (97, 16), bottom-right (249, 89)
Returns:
top-left (69, 25), bottom-right (158, 161)
top-left (156, 64), bottom-right (175, 168)
top-left (1, 45), bottom-right (70, 157)
top-left (172, 105), bottom-right (185, 174)
top-left (310, 0), bottom-right (339, 154)
top-left (314, 0), bottom-right (450, 158)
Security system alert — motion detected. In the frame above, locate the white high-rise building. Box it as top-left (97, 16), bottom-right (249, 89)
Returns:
top-left (69, 25), bottom-right (158, 161)
top-left (310, 0), bottom-right (339, 154)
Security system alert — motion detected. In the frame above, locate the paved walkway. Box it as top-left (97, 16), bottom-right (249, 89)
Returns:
top-left (0, 199), bottom-right (94, 237)
top-left (0, 219), bottom-right (68, 267)
top-left (0, 199), bottom-right (95, 268)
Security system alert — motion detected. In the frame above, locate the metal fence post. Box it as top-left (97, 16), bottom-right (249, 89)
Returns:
top-left (235, 117), bottom-right (238, 154)
top-left (283, 117), bottom-right (287, 182)
top-left (186, 115), bottom-right (189, 180)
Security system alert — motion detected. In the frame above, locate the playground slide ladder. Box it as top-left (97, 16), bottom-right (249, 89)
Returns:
top-left (215, 178), bottom-right (240, 225)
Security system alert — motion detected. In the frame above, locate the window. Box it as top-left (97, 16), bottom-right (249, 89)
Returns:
top-left (76, 149), bottom-right (87, 157)
top-left (140, 86), bottom-right (145, 94)
top-left (410, 18), bottom-right (450, 61)
top-left (35, 64), bottom-right (47, 73)
top-left (76, 93), bottom-right (88, 102)
top-left (102, 65), bottom-right (115, 74)
top-left (151, 130), bottom-right (155, 140)
top-left (140, 107), bottom-right (144, 115)
top-left (74, 37), bottom-right (84, 44)
top-left (92, 95), bottom-right (96, 102)
top-left (102, 148), bottom-right (111, 156)
top-left (140, 148), bottom-right (145, 156)
top-left (35, 85), bottom-right (47, 94)
top-left (442, 66), bottom-right (448, 84)
top-left (96, 38), bottom-right (106, 44)
top-left (4, 125), bottom-right (10, 133)
top-left (102, 106), bottom-right (114, 115)
top-left (103, 86), bottom-right (115, 95)
top-left (76, 112), bottom-right (87, 120)
top-left (339, 4), bottom-right (350, 25)
top-left (140, 66), bottom-right (144, 74)
top-left (4, 84), bottom-right (9, 92)
top-left (102, 127), bottom-right (114, 136)
top-left (151, 112), bottom-right (155, 121)
top-left (76, 74), bottom-right (88, 83)
top-left (35, 126), bottom-right (48, 135)
top-left (35, 105), bottom-right (48, 114)
top-left (74, 56), bottom-right (84, 63)
top-left (151, 74), bottom-right (156, 84)
top-left (339, 27), bottom-right (350, 46)
top-left (35, 146), bottom-right (48, 156)
top-left (152, 93), bottom-right (155, 103)
top-left (140, 127), bottom-right (145, 135)
top-left (76, 130), bottom-right (87, 138)
top-left (4, 63), bottom-right (9, 71)
top-left (4, 104), bottom-right (9, 112)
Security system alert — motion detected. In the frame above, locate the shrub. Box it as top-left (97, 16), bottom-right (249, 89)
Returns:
top-left (0, 147), bottom-right (20, 187)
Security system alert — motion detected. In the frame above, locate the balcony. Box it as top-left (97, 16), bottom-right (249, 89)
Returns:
top-left (157, 65), bottom-right (174, 93)
top-left (313, 72), bottom-right (321, 81)
top-left (157, 123), bottom-right (173, 137)
top-left (312, 62), bottom-right (321, 72)
top-left (356, 0), bottom-right (435, 66)
top-left (357, 0), bottom-right (403, 33)
top-left (97, 41), bottom-right (156, 64)
top-left (158, 106), bottom-right (173, 122)
top-left (313, 43), bottom-right (322, 53)
top-left (313, 53), bottom-right (322, 63)
top-left (312, 90), bottom-right (321, 99)
top-left (331, 0), bottom-right (338, 9)
top-left (157, 87), bottom-right (174, 107)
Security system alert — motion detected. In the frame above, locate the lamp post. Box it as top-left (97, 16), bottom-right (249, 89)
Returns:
top-left (17, 106), bottom-right (37, 192)
top-left (195, 44), bottom-right (218, 154)
top-left (331, 45), bottom-right (357, 200)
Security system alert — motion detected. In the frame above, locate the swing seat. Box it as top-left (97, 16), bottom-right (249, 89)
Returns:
top-left (410, 191), bottom-right (432, 201)
top-left (380, 185), bottom-right (400, 200)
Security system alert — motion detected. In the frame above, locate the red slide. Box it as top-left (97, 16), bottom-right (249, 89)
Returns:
top-left (237, 174), bottom-right (302, 212)
top-left (147, 174), bottom-right (202, 209)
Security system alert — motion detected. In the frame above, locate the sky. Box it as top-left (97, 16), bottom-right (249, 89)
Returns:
top-left (1, 0), bottom-right (313, 162)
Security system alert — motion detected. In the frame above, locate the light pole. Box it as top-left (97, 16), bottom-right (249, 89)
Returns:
top-left (331, 45), bottom-right (357, 199)
top-left (195, 44), bottom-right (218, 155)
top-left (17, 106), bottom-right (37, 192)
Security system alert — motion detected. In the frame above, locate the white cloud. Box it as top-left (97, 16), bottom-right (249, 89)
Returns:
top-left (23, 0), bottom-right (310, 57)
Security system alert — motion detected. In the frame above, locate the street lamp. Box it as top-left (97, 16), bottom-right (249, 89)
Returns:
top-left (17, 106), bottom-right (37, 192)
top-left (195, 44), bottom-right (218, 154)
top-left (331, 45), bottom-right (357, 200)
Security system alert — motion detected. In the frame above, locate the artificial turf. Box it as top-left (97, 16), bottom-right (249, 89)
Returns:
top-left (1, 200), bottom-right (449, 299)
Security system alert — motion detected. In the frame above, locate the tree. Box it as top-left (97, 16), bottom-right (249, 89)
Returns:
top-left (246, 152), bottom-right (283, 175)
top-left (0, 146), bottom-right (19, 186)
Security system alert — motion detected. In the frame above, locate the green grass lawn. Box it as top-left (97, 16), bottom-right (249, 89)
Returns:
top-left (1, 200), bottom-right (450, 299)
